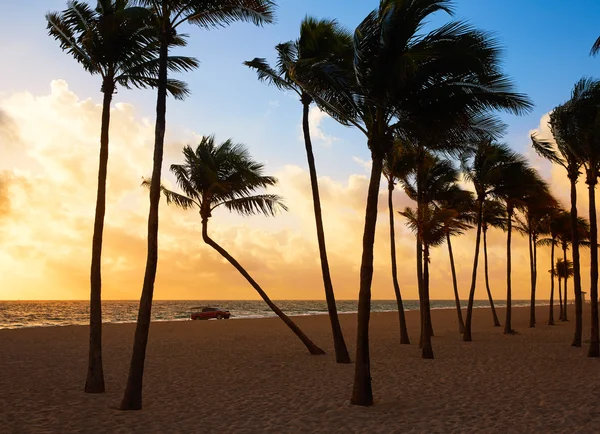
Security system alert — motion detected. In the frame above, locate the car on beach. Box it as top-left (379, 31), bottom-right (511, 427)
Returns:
top-left (190, 307), bottom-right (231, 320)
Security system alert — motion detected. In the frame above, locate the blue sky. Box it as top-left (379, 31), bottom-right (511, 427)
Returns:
top-left (1, 0), bottom-right (599, 184)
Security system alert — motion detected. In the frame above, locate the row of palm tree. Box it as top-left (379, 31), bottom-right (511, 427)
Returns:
top-left (46, 0), bottom-right (600, 410)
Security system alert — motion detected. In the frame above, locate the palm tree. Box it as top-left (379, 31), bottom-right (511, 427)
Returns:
top-left (498, 167), bottom-right (550, 334)
top-left (515, 193), bottom-right (557, 328)
top-left (401, 154), bottom-right (469, 356)
top-left (460, 141), bottom-right (530, 340)
top-left (244, 17), bottom-right (353, 363)
top-left (481, 200), bottom-right (507, 327)
top-left (46, 0), bottom-right (196, 394)
top-left (532, 88), bottom-right (588, 346)
top-left (401, 204), bottom-right (457, 356)
top-left (429, 183), bottom-right (474, 334)
top-left (556, 213), bottom-right (590, 322)
top-left (556, 78), bottom-right (600, 357)
top-left (383, 144), bottom-right (413, 344)
top-left (538, 209), bottom-right (569, 325)
top-left (145, 136), bottom-right (325, 358)
top-left (120, 0), bottom-right (275, 411)
top-left (301, 1), bottom-right (530, 405)
top-left (557, 258), bottom-right (575, 300)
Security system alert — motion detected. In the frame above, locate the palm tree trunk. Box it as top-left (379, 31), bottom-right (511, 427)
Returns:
top-left (350, 152), bottom-right (384, 407)
top-left (301, 96), bottom-right (350, 363)
top-left (558, 273), bottom-right (564, 321)
top-left (417, 237), bottom-right (424, 349)
top-left (563, 246), bottom-right (569, 321)
top-left (528, 230), bottom-right (535, 327)
top-left (483, 228), bottom-right (501, 327)
top-left (387, 178), bottom-right (410, 344)
top-left (464, 198), bottom-right (484, 341)
top-left (587, 174), bottom-right (599, 357)
top-left (504, 205), bottom-right (515, 334)
top-left (201, 218), bottom-right (325, 355)
top-left (447, 232), bottom-right (465, 333)
top-left (422, 244), bottom-right (434, 359)
top-left (85, 83), bottom-right (113, 394)
top-left (120, 31), bottom-right (169, 411)
top-left (569, 171), bottom-right (583, 346)
top-left (548, 239), bottom-right (555, 325)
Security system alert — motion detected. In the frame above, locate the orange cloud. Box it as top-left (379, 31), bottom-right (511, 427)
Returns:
top-left (0, 82), bottom-right (587, 303)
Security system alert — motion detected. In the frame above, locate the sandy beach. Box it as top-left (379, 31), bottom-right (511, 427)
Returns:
top-left (0, 304), bottom-right (598, 433)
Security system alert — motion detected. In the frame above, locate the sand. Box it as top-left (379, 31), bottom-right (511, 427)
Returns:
top-left (0, 304), bottom-right (598, 433)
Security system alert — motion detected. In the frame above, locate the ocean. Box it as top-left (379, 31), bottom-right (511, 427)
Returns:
top-left (0, 299), bottom-right (546, 330)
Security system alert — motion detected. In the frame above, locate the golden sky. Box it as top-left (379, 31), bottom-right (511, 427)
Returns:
top-left (0, 81), bottom-right (592, 301)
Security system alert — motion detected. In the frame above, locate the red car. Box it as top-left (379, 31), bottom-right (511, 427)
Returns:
top-left (190, 307), bottom-right (231, 320)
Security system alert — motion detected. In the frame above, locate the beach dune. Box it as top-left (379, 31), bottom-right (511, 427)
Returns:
top-left (0, 305), bottom-right (597, 433)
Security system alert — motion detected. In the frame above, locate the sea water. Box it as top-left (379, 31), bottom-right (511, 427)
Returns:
top-left (0, 299), bottom-right (545, 330)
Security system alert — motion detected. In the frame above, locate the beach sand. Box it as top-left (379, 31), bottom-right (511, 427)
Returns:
top-left (0, 304), bottom-right (598, 433)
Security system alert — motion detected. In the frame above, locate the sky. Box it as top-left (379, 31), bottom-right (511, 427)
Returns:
top-left (0, 0), bottom-right (599, 301)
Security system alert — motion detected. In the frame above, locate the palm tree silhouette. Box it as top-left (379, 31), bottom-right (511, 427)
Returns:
top-left (301, 0), bottom-right (531, 405)
top-left (482, 200), bottom-right (507, 327)
top-left (145, 136), bottom-right (325, 358)
top-left (460, 141), bottom-right (529, 340)
top-left (437, 186), bottom-right (476, 333)
top-left (120, 0), bottom-right (275, 411)
top-left (401, 154), bottom-right (466, 357)
top-left (383, 143), bottom-right (414, 344)
top-left (515, 192), bottom-right (557, 327)
top-left (46, 0), bottom-right (195, 394)
top-left (532, 106), bottom-right (585, 345)
top-left (244, 17), bottom-right (353, 363)
top-left (556, 78), bottom-right (600, 357)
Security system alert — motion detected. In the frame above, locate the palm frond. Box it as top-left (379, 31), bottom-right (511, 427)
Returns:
top-left (219, 194), bottom-right (287, 217)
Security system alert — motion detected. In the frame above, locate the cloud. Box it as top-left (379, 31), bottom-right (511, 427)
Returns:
top-left (0, 84), bottom-right (586, 304)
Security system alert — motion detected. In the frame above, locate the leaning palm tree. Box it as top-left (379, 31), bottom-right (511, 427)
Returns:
top-left (145, 136), bottom-right (325, 355)
top-left (383, 143), bottom-right (414, 344)
top-left (300, 1), bottom-right (531, 405)
top-left (120, 0), bottom-right (276, 411)
top-left (244, 17), bottom-right (353, 363)
top-left (46, 0), bottom-right (196, 394)
top-left (460, 141), bottom-right (530, 340)
top-left (481, 200), bottom-right (507, 327)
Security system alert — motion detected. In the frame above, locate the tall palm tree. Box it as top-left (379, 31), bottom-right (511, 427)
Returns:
top-left (556, 78), bottom-right (600, 357)
top-left (244, 17), bottom-right (353, 363)
top-left (401, 204), bottom-right (457, 356)
top-left (515, 193), bottom-right (557, 328)
top-left (498, 167), bottom-right (549, 334)
top-left (383, 144), bottom-right (413, 344)
top-left (460, 141), bottom-right (530, 340)
top-left (402, 154), bottom-right (469, 356)
top-left (145, 136), bottom-right (325, 356)
top-left (532, 93), bottom-right (586, 346)
top-left (302, 0), bottom-right (531, 405)
top-left (556, 213), bottom-right (590, 322)
top-left (481, 200), bottom-right (507, 327)
top-left (46, 0), bottom-right (196, 394)
top-left (437, 186), bottom-right (475, 333)
top-left (538, 209), bottom-right (569, 325)
top-left (120, 0), bottom-right (275, 411)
